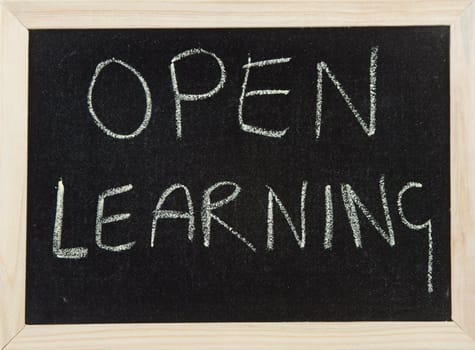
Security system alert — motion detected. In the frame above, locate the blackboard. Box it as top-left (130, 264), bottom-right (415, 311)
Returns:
top-left (26, 27), bottom-right (450, 324)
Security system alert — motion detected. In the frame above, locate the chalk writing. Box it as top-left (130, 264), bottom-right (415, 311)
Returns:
top-left (398, 182), bottom-right (434, 293)
top-left (87, 58), bottom-right (152, 139)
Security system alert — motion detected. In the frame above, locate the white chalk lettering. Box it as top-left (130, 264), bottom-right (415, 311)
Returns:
top-left (170, 48), bottom-right (226, 139)
top-left (202, 181), bottom-right (256, 252)
top-left (341, 175), bottom-right (395, 248)
top-left (96, 184), bottom-right (135, 252)
top-left (323, 184), bottom-right (334, 250)
top-left (87, 58), bottom-right (152, 139)
top-left (52, 179), bottom-right (88, 259)
top-left (398, 182), bottom-right (434, 293)
top-left (238, 55), bottom-right (292, 138)
top-left (316, 46), bottom-right (378, 140)
top-left (266, 181), bottom-right (307, 250)
top-left (150, 183), bottom-right (195, 248)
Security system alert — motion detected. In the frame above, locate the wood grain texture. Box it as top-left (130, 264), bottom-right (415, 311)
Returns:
top-left (5, 322), bottom-right (475, 350)
top-left (0, 3), bottom-right (28, 349)
top-left (451, 1), bottom-right (475, 341)
top-left (3, 0), bottom-right (473, 29)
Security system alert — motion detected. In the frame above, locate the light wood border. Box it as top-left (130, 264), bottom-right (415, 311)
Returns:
top-left (1, 1), bottom-right (474, 349)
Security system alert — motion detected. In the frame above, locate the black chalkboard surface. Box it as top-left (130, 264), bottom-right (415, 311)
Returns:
top-left (27, 27), bottom-right (450, 324)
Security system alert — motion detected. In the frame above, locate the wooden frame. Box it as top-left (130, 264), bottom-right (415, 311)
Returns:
top-left (1, 0), bottom-right (474, 348)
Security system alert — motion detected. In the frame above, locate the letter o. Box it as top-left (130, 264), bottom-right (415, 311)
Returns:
top-left (87, 58), bottom-right (152, 139)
